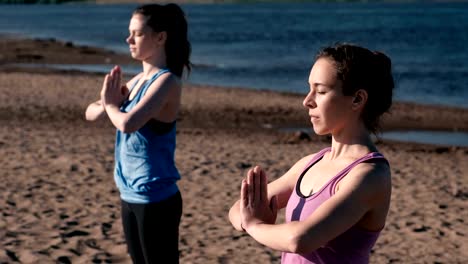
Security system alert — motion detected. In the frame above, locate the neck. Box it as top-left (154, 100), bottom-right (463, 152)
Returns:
top-left (327, 123), bottom-right (376, 160)
top-left (142, 52), bottom-right (167, 79)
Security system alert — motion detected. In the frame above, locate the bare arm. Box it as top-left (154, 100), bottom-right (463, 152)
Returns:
top-left (242, 162), bottom-right (391, 253)
top-left (85, 100), bottom-right (106, 121)
top-left (102, 66), bottom-right (180, 133)
top-left (228, 154), bottom-right (315, 231)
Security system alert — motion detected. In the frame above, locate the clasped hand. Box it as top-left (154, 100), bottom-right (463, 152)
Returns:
top-left (240, 166), bottom-right (278, 232)
top-left (100, 65), bottom-right (129, 107)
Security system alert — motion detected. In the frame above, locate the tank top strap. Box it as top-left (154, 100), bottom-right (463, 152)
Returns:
top-left (135, 68), bottom-right (170, 101)
top-left (301, 147), bottom-right (331, 172)
top-left (329, 152), bottom-right (387, 195)
top-left (128, 77), bottom-right (141, 92)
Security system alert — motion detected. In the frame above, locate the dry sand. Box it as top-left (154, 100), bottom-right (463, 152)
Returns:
top-left (1, 36), bottom-right (467, 263)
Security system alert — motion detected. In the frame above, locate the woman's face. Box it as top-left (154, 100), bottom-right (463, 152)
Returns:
top-left (303, 57), bottom-right (355, 136)
top-left (126, 14), bottom-right (161, 61)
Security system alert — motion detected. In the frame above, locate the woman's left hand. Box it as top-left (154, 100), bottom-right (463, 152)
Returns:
top-left (101, 65), bottom-right (128, 107)
top-left (240, 166), bottom-right (278, 231)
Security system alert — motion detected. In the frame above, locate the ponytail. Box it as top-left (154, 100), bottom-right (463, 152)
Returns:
top-left (163, 4), bottom-right (192, 78)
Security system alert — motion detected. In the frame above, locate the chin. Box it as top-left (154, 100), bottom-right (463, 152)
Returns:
top-left (129, 51), bottom-right (140, 59)
top-left (312, 127), bottom-right (327, 136)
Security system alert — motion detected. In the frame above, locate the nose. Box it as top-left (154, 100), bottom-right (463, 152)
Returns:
top-left (303, 90), bottom-right (316, 109)
top-left (126, 35), bottom-right (133, 45)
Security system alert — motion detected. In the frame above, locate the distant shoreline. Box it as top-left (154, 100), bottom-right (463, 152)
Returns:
top-left (1, 34), bottom-right (468, 135)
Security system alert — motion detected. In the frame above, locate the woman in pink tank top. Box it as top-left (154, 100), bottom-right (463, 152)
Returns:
top-left (229, 43), bottom-right (394, 263)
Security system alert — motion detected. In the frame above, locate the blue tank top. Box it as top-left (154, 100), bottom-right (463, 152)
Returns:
top-left (114, 68), bottom-right (180, 204)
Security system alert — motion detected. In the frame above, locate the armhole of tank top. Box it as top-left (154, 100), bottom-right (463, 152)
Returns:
top-left (146, 119), bottom-right (176, 135)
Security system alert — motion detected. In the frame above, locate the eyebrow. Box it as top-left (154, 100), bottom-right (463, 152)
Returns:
top-left (309, 82), bottom-right (331, 88)
top-left (128, 28), bottom-right (145, 33)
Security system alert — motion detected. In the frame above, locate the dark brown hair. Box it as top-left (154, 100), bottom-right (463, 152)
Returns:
top-left (316, 43), bottom-right (394, 133)
top-left (133, 3), bottom-right (191, 78)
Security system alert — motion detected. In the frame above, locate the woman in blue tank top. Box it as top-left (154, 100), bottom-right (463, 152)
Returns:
top-left (229, 44), bottom-right (394, 263)
top-left (85, 4), bottom-right (191, 263)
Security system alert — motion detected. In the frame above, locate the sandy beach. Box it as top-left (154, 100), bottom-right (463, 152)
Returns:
top-left (1, 36), bottom-right (467, 263)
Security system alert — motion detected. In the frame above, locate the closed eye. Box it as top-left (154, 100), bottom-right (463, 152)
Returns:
top-left (128, 30), bottom-right (144, 36)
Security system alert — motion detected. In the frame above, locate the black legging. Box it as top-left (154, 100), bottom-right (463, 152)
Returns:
top-left (121, 191), bottom-right (182, 264)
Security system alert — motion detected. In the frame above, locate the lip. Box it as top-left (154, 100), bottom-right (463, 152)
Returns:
top-left (310, 115), bottom-right (319, 121)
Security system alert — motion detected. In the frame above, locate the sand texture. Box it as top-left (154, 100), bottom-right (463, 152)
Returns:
top-left (1, 36), bottom-right (467, 263)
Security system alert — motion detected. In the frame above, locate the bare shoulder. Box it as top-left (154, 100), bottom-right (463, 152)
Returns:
top-left (269, 151), bottom-right (321, 187)
top-left (341, 159), bottom-right (391, 203)
top-left (359, 159), bottom-right (390, 182)
top-left (156, 71), bottom-right (181, 87)
top-left (267, 151), bottom-right (323, 207)
top-left (295, 153), bottom-right (319, 169)
top-left (282, 151), bottom-right (321, 181)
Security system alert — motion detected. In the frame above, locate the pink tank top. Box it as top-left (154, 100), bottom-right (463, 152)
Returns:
top-left (281, 148), bottom-right (388, 264)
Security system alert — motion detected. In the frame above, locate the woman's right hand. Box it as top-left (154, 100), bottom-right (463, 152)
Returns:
top-left (101, 65), bottom-right (129, 108)
top-left (240, 166), bottom-right (278, 231)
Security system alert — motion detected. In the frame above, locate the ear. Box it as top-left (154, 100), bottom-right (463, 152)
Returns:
top-left (153, 31), bottom-right (167, 46)
top-left (351, 89), bottom-right (368, 111)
